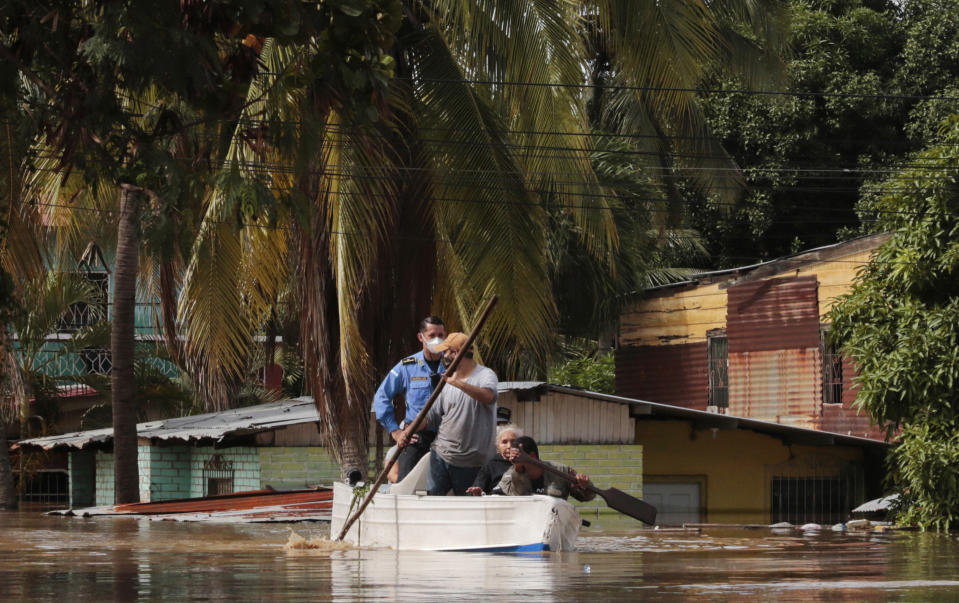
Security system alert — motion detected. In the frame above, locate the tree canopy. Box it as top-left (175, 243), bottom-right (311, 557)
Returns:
top-left (830, 116), bottom-right (959, 530)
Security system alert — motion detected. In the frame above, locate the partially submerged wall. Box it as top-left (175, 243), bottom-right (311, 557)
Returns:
top-left (636, 420), bottom-right (870, 524)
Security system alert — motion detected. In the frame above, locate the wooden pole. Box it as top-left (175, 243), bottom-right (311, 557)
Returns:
top-left (335, 295), bottom-right (498, 541)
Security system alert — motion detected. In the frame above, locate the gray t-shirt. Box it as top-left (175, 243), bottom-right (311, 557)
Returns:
top-left (426, 364), bottom-right (498, 467)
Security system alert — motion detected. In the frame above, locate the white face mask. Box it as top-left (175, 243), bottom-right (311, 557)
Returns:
top-left (426, 337), bottom-right (445, 354)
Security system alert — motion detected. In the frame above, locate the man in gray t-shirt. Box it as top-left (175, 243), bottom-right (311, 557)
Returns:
top-left (421, 332), bottom-right (498, 495)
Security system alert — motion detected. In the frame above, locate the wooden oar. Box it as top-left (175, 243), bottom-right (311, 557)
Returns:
top-left (514, 450), bottom-right (657, 525)
top-left (335, 295), bottom-right (498, 541)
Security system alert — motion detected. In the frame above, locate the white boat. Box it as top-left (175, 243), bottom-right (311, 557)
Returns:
top-left (330, 455), bottom-right (581, 552)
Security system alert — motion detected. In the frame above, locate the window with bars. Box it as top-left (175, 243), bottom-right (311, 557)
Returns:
top-left (770, 476), bottom-right (850, 525)
top-left (80, 348), bottom-right (112, 375)
top-left (707, 330), bottom-right (729, 409)
top-left (202, 455), bottom-right (235, 496)
top-left (821, 327), bottom-right (843, 405)
top-left (16, 470), bottom-right (69, 505)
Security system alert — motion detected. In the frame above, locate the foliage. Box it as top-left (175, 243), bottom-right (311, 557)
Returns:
top-left (889, 413), bottom-right (959, 531)
top-left (830, 116), bottom-right (959, 529)
top-left (693, 0), bottom-right (908, 265)
top-left (548, 351), bottom-right (615, 394)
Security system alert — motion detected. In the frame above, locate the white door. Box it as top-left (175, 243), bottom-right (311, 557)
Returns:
top-left (643, 482), bottom-right (701, 526)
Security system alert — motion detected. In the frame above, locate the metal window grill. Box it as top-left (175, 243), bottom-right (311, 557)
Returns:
top-left (16, 470), bottom-right (69, 505)
top-left (202, 455), bottom-right (235, 496)
top-left (770, 476), bottom-right (852, 525)
top-left (821, 329), bottom-right (844, 405)
top-left (58, 271), bottom-right (109, 332)
top-left (707, 334), bottom-right (729, 408)
top-left (80, 348), bottom-right (112, 375)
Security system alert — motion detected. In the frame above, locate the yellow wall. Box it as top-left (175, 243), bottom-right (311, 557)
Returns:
top-left (619, 236), bottom-right (888, 348)
top-left (635, 420), bottom-right (866, 524)
top-left (619, 282), bottom-right (726, 347)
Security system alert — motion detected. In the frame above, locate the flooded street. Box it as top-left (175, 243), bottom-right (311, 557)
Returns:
top-left (4, 511), bottom-right (959, 601)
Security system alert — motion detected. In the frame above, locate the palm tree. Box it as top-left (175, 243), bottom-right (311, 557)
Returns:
top-left (178, 2), bottom-right (786, 478)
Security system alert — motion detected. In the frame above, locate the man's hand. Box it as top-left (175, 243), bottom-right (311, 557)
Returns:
top-left (393, 429), bottom-right (412, 448)
top-left (574, 473), bottom-right (590, 489)
top-left (465, 486), bottom-right (483, 496)
top-left (505, 447), bottom-right (521, 463)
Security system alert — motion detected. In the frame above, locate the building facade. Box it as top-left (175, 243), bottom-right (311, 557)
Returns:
top-left (615, 233), bottom-right (890, 441)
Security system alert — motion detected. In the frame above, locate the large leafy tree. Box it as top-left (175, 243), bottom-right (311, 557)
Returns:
top-left (830, 117), bottom-right (959, 530)
top-left (693, 0), bottom-right (907, 265)
top-left (1, 0), bottom-right (377, 502)
top-left (179, 1), bottom-right (786, 478)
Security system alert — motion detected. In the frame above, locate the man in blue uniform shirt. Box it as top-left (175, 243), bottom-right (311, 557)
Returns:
top-left (373, 316), bottom-right (446, 481)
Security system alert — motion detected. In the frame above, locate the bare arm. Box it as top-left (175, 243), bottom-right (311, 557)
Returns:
top-left (444, 374), bottom-right (496, 404)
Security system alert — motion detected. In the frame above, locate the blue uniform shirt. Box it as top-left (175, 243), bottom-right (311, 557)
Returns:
top-left (373, 350), bottom-right (445, 433)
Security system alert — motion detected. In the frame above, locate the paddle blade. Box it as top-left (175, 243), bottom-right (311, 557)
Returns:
top-left (598, 487), bottom-right (657, 525)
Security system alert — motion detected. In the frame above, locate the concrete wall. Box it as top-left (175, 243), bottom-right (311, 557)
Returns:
top-left (537, 444), bottom-right (643, 517)
top-left (94, 449), bottom-right (114, 506)
top-left (89, 444), bottom-right (263, 504)
top-left (77, 442), bottom-right (644, 513)
top-left (259, 446), bottom-right (343, 489)
top-left (188, 447), bottom-right (260, 498)
top-left (68, 449), bottom-right (96, 507)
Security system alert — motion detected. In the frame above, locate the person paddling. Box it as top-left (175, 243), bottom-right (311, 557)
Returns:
top-left (403, 332), bottom-right (498, 496)
top-left (495, 436), bottom-right (595, 502)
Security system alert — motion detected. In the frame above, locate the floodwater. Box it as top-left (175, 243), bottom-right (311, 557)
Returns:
top-left (3, 511), bottom-right (959, 601)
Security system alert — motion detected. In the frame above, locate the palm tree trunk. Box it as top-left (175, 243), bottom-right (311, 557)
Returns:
top-left (0, 419), bottom-right (16, 509)
top-left (112, 185), bottom-right (139, 503)
top-left (299, 216), bottom-right (370, 481)
top-left (0, 334), bottom-right (17, 509)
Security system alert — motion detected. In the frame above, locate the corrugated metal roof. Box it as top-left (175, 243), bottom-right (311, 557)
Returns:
top-left (17, 397), bottom-right (319, 450)
top-left (51, 488), bottom-right (333, 523)
top-left (639, 233), bottom-right (891, 296)
top-left (851, 494), bottom-right (899, 514)
top-left (499, 383), bottom-right (889, 449)
top-left (729, 348), bottom-right (822, 425)
top-left (727, 276), bottom-right (821, 353)
top-left (615, 343), bottom-right (708, 410)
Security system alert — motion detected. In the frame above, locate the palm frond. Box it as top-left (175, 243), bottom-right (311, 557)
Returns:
top-left (407, 28), bottom-right (557, 374)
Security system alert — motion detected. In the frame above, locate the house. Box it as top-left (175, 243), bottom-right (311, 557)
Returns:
top-left (18, 383), bottom-right (887, 525)
top-left (16, 398), bottom-right (338, 507)
top-left (615, 233), bottom-right (890, 441)
top-left (498, 382), bottom-right (888, 525)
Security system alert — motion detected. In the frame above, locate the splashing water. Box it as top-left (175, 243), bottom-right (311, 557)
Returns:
top-left (284, 529), bottom-right (355, 552)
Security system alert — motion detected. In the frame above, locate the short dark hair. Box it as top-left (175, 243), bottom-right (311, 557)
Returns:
top-left (512, 435), bottom-right (538, 457)
top-left (419, 316), bottom-right (444, 332)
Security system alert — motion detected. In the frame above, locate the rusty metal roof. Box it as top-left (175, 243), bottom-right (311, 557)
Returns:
top-left (640, 233), bottom-right (891, 297)
top-left (614, 344), bottom-right (708, 410)
top-left (727, 276), bottom-right (821, 353)
top-left (50, 487), bottom-right (333, 523)
top-left (17, 397), bottom-right (319, 451)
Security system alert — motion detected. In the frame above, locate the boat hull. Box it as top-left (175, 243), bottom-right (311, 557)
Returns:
top-left (331, 481), bottom-right (581, 551)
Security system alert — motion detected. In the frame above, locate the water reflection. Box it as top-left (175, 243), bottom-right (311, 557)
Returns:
top-left (3, 512), bottom-right (959, 601)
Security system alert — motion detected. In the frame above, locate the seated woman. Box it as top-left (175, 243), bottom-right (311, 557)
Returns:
top-left (466, 423), bottom-right (522, 495)
top-left (494, 436), bottom-right (595, 502)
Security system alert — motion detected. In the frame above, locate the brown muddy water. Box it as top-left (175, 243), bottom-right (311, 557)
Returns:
top-left (3, 511), bottom-right (959, 601)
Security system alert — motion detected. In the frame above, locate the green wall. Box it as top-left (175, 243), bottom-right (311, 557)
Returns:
top-left (538, 444), bottom-right (644, 516)
top-left (74, 443), bottom-right (643, 512)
